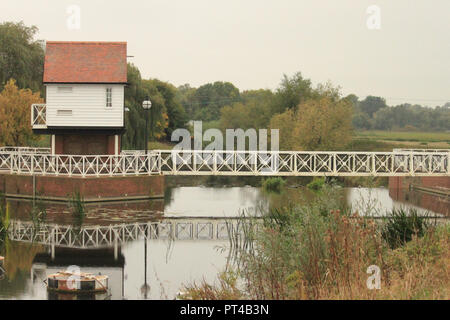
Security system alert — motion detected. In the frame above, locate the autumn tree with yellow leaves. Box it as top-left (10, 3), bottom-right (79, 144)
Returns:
top-left (0, 79), bottom-right (43, 146)
top-left (270, 95), bottom-right (353, 151)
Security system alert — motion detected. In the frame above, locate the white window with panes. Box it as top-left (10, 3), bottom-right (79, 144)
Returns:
top-left (106, 88), bottom-right (112, 107)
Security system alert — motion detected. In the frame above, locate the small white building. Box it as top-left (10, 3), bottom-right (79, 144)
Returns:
top-left (32, 41), bottom-right (128, 155)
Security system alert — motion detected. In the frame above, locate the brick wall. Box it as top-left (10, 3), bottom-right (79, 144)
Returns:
top-left (389, 176), bottom-right (450, 190)
top-left (54, 134), bottom-right (121, 155)
top-left (0, 173), bottom-right (164, 202)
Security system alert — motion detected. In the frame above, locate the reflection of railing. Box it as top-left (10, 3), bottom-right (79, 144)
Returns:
top-left (1, 150), bottom-right (449, 177)
top-left (31, 104), bottom-right (47, 129)
top-left (7, 218), bottom-right (249, 248)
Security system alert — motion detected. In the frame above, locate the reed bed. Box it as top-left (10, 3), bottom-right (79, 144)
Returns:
top-left (182, 186), bottom-right (449, 300)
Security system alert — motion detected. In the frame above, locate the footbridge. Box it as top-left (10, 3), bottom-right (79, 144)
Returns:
top-left (0, 148), bottom-right (449, 177)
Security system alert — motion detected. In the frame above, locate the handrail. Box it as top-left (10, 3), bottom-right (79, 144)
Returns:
top-left (31, 104), bottom-right (47, 129)
top-left (0, 149), bottom-right (448, 177)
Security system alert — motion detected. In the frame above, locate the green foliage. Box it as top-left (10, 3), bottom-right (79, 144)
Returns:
top-left (0, 21), bottom-right (44, 94)
top-left (262, 177), bottom-right (286, 193)
top-left (271, 72), bottom-right (313, 114)
top-left (351, 94), bottom-right (450, 131)
top-left (382, 208), bottom-right (433, 249)
top-left (122, 64), bottom-right (188, 149)
top-left (307, 177), bottom-right (325, 191)
top-left (0, 193), bottom-right (9, 254)
top-left (359, 96), bottom-right (387, 118)
top-left (186, 81), bottom-right (241, 121)
top-left (68, 191), bottom-right (85, 227)
top-left (29, 199), bottom-right (47, 228)
top-left (0, 193), bottom-right (9, 234)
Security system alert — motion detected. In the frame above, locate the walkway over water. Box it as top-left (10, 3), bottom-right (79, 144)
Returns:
top-left (0, 148), bottom-right (449, 177)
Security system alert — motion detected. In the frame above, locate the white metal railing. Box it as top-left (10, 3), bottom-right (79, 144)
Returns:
top-left (31, 104), bottom-right (47, 129)
top-left (0, 147), bottom-right (51, 154)
top-left (0, 149), bottom-right (449, 177)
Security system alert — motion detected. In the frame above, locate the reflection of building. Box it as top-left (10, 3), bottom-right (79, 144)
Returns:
top-left (389, 187), bottom-right (449, 216)
top-left (7, 198), bottom-right (164, 226)
top-left (32, 247), bottom-right (124, 300)
top-left (389, 176), bottom-right (449, 216)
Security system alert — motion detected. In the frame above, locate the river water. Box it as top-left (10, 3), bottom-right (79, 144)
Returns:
top-left (0, 180), bottom-right (448, 300)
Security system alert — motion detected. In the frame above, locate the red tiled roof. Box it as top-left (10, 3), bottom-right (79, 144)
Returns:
top-left (43, 41), bottom-right (127, 83)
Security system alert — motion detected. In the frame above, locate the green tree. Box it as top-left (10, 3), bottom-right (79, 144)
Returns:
top-left (188, 81), bottom-right (241, 121)
top-left (148, 79), bottom-right (187, 138)
top-left (270, 86), bottom-right (353, 151)
top-left (122, 64), bottom-right (188, 149)
top-left (0, 21), bottom-right (44, 94)
top-left (359, 96), bottom-right (387, 118)
top-left (271, 72), bottom-right (313, 114)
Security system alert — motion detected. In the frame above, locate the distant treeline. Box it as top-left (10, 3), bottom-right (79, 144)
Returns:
top-left (349, 95), bottom-right (449, 131)
top-left (1, 21), bottom-right (448, 151)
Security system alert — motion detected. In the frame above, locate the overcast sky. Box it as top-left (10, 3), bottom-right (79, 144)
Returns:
top-left (1, 0), bottom-right (449, 106)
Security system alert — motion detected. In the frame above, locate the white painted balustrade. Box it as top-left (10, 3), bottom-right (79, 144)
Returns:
top-left (0, 149), bottom-right (448, 177)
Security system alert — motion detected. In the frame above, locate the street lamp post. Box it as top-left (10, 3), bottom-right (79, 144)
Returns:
top-left (142, 97), bottom-right (152, 154)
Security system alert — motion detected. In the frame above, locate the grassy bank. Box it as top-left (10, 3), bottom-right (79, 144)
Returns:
top-left (182, 187), bottom-right (449, 300)
top-left (349, 130), bottom-right (450, 151)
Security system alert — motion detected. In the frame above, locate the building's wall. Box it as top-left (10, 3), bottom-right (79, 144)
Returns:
top-left (53, 134), bottom-right (120, 155)
top-left (46, 84), bottom-right (124, 127)
top-left (389, 176), bottom-right (450, 190)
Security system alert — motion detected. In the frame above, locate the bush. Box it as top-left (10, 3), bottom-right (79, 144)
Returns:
top-left (307, 177), bottom-right (325, 191)
top-left (382, 208), bottom-right (432, 249)
top-left (262, 177), bottom-right (286, 193)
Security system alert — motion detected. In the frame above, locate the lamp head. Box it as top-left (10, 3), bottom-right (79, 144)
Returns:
top-left (142, 96), bottom-right (152, 110)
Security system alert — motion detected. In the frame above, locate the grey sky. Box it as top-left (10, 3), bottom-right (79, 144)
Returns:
top-left (1, 0), bottom-right (449, 106)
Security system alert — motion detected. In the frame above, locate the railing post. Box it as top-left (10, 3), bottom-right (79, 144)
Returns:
top-left (82, 156), bottom-right (86, 177)
top-left (158, 151), bottom-right (162, 175)
top-left (193, 150), bottom-right (197, 172)
top-left (447, 153), bottom-right (450, 175)
top-left (135, 154), bottom-right (139, 176)
top-left (294, 152), bottom-right (297, 174)
top-left (371, 153), bottom-right (376, 175)
top-left (10, 153), bottom-right (15, 174)
top-left (333, 153), bottom-right (337, 174)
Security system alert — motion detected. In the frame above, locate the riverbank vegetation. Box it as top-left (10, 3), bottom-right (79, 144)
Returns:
top-left (182, 187), bottom-right (449, 300)
top-left (262, 177), bottom-right (286, 193)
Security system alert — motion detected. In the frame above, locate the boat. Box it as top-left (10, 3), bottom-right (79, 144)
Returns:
top-left (46, 271), bottom-right (108, 293)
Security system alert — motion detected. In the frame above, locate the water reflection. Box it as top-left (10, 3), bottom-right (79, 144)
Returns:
top-left (0, 184), bottom-right (447, 300)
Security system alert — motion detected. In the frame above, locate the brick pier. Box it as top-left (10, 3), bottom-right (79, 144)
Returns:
top-left (0, 173), bottom-right (164, 202)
